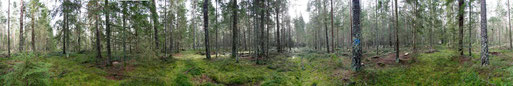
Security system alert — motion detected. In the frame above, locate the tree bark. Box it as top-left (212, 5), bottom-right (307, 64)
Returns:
top-left (95, 15), bottom-right (102, 64)
top-left (7, 0), bottom-right (11, 57)
top-left (31, 4), bottom-right (35, 52)
top-left (458, 0), bottom-right (465, 56)
top-left (257, 0), bottom-right (265, 65)
top-left (276, 0), bottom-right (281, 53)
top-left (412, 1), bottom-right (417, 55)
top-left (232, 0), bottom-right (238, 62)
top-left (331, 0), bottom-right (335, 52)
top-left (430, 0), bottom-right (434, 49)
top-left (20, 0), bottom-right (24, 52)
top-left (351, 0), bottom-right (362, 71)
top-left (350, 0), bottom-right (354, 50)
top-left (105, 0), bottom-right (112, 66)
top-left (265, 0), bottom-right (270, 56)
top-left (480, 0), bottom-right (489, 65)
top-left (215, 0), bottom-right (219, 58)
top-left (375, 0), bottom-right (379, 55)
top-left (151, 0), bottom-right (160, 50)
top-left (170, 0), bottom-right (175, 54)
top-left (204, 0), bottom-right (211, 60)
top-left (63, 0), bottom-right (67, 54)
top-left (509, 0), bottom-right (512, 49)
top-left (324, 0), bottom-right (330, 53)
top-left (469, 0), bottom-right (472, 56)
top-left (394, 0), bottom-right (400, 63)
top-left (122, 2), bottom-right (127, 61)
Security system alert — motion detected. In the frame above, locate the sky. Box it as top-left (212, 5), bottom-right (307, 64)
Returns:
top-left (289, 0), bottom-right (311, 23)
top-left (183, 0), bottom-right (310, 23)
top-left (0, 0), bottom-right (507, 30)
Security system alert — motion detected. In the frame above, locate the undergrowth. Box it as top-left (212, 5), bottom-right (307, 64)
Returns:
top-left (1, 48), bottom-right (512, 85)
top-left (352, 49), bottom-right (513, 85)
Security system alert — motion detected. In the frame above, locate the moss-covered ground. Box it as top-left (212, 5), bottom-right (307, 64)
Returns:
top-left (1, 47), bottom-right (513, 85)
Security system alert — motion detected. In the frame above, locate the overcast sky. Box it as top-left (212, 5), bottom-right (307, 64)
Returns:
top-left (183, 0), bottom-right (310, 22)
top-left (0, 0), bottom-right (506, 27)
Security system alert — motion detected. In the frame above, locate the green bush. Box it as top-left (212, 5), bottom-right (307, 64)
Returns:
top-left (1, 53), bottom-right (51, 86)
top-left (261, 73), bottom-right (290, 86)
top-left (174, 74), bottom-right (192, 86)
top-left (187, 67), bottom-right (204, 76)
top-left (200, 82), bottom-right (223, 86)
top-left (120, 77), bottom-right (166, 86)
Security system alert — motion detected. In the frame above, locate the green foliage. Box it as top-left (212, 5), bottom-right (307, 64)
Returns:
top-left (200, 82), bottom-right (223, 86)
top-left (207, 60), bottom-right (267, 85)
top-left (1, 53), bottom-right (51, 86)
top-left (3, 49), bottom-right (512, 85)
top-left (45, 55), bottom-right (119, 86)
top-left (261, 73), bottom-right (291, 86)
top-left (121, 77), bottom-right (166, 86)
top-left (174, 73), bottom-right (193, 86)
top-left (352, 49), bottom-right (513, 85)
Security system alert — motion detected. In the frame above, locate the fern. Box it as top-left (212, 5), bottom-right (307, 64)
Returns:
top-left (1, 53), bottom-right (51, 86)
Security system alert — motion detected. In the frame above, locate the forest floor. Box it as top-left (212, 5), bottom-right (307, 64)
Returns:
top-left (1, 46), bottom-right (513, 85)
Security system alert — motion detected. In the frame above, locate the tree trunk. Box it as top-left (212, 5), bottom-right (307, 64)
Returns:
top-left (375, 0), bottom-right (379, 55)
top-left (388, 1), bottom-right (393, 48)
top-left (165, 1), bottom-right (168, 54)
top-left (63, 1), bottom-right (67, 54)
top-left (232, 0), bottom-right (238, 62)
top-left (324, 0), bottom-right (330, 53)
top-left (77, 18), bottom-right (81, 52)
top-left (412, 1), bottom-right (417, 55)
top-left (105, 0), bottom-right (112, 66)
top-left (331, 0), bottom-right (335, 52)
top-left (394, 0), bottom-right (400, 63)
top-left (122, 2), bottom-right (127, 62)
top-left (430, 0), bottom-right (434, 49)
top-left (480, 0), bottom-right (489, 65)
top-left (350, 0), bottom-right (354, 50)
top-left (469, 0), bottom-right (472, 56)
top-left (170, 0), bottom-right (175, 54)
top-left (20, 0), bottom-right (24, 53)
top-left (266, 1), bottom-right (270, 56)
top-left (193, 20), bottom-right (196, 50)
top-left (257, 0), bottom-right (265, 65)
top-left (7, 0), bottom-right (11, 57)
top-left (215, 0), bottom-right (219, 58)
top-left (276, 0), bottom-right (281, 53)
top-left (509, 0), bottom-right (513, 49)
top-left (95, 16), bottom-right (102, 64)
top-left (458, 0), bottom-right (465, 56)
top-left (151, 0), bottom-right (160, 50)
top-left (204, 0), bottom-right (211, 60)
top-left (31, 6), bottom-right (35, 52)
top-left (351, 0), bottom-right (362, 71)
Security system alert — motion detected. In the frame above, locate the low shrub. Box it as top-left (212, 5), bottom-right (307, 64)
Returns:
top-left (1, 53), bottom-right (51, 86)
top-left (120, 77), bottom-right (167, 86)
top-left (174, 74), bottom-right (192, 86)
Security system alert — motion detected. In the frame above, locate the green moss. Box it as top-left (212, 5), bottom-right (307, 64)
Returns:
top-left (1, 54), bottom-right (51, 86)
top-left (174, 74), bottom-right (192, 86)
top-left (351, 49), bottom-right (513, 85)
top-left (2, 48), bottom-right (510, 85)
top-left (120, 77), bottom-right (167, 86)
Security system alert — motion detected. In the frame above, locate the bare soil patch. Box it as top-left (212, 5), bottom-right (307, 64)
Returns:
top-left (490, 52), bottom-right (501, 56)
top-left (425, 49), bottom-right (439, 53)
top-left (191, 74), bottom-right (215, 83)
top-left (453, 56), bottom-right (472, 64)
top-left (103, 60), bottom-right (136, 80)
top-left (366, 52), bottom-right (413, 68)
top-left (173, 53), bottom-right (184, 57)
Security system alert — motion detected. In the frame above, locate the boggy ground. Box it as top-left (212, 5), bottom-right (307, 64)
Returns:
top-left (1, 46), bottom-right (512, 86)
